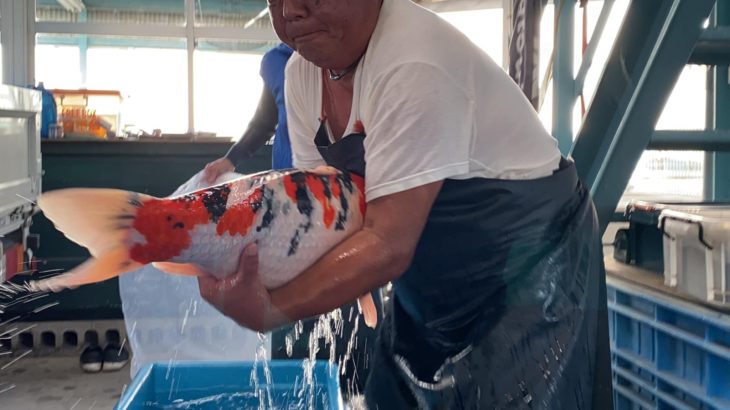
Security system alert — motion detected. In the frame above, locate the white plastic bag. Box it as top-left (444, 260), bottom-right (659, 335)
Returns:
top-left (119, 170), bottom-right (269, 378)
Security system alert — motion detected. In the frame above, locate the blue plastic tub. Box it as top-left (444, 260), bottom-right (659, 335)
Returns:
top-left (115, 360), bottom-right (342, 409)
top-left (607, 277), bottom-right (730, 410)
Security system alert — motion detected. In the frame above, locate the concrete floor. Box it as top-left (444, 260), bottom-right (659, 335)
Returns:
top-left (0, 355), bottom-right (130, 410)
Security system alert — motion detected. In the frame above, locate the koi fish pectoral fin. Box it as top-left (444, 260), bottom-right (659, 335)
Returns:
top-left (28, 246), bottom-right (142, 293)
top-left (152, 262), bottom-right (207, 277)
top-left (358, 293), bottom-right (378, 328)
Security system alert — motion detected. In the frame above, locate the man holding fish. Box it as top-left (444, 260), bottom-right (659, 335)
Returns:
top-left (36, 0), bottom-right (612, 407)
top-left (198, 0), bottom-right (613, 408)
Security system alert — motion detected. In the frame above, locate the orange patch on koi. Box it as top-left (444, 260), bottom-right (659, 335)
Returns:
top-left (283, 175), bottom-right (298, 204)
top-left (307, 176), bottom-right (335, 228)
top-left (130, 197), bottom-right (209, 263)
top-left (216, 188), bottom-right (263, 236)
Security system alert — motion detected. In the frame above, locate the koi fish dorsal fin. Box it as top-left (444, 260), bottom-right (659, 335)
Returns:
top-left (28, 246), bottom-right (142, 293)
top-left (152, 262), bottom-right (207, 276)
top-left (358, 294), bottom-right (378, 328)
top-left (38, 188), bottom-right (155, 257)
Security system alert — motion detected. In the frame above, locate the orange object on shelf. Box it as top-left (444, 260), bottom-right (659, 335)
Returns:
top-left (51, 89), bottom-right (122, 138)
top-left (60, 106), bottom-right (107, 138)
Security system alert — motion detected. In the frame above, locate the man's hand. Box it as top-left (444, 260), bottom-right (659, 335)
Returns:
top-left (203, 157), bottom-right (235, 184)
top-left (198, 243), bottom-right (288, 332)
top-left (309, 165), bottom-right (339, 175)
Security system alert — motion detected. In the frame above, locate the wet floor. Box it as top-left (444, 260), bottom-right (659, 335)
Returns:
top-left (0, 355), bottom-right (129, 409)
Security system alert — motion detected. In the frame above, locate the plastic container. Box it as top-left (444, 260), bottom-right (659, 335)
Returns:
top-left (115, 360), bottom-right (343, 410)
top-left (660, 207), bottom-right (730, 305)
top-left (33, 83), bottom-right (57, 139)
top-left (607, 277), bottom-right (730, 410)
top-left (614, 202), bottom-right (730, 273)
top-left (51, 88), bottom-right (122, 137)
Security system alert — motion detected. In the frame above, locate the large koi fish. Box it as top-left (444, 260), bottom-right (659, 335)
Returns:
top-left (31, 169), bottom-right (377, 327)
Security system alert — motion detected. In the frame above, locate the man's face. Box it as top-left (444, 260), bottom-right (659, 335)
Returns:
top-left (268, 0), bottom-right (380, 70)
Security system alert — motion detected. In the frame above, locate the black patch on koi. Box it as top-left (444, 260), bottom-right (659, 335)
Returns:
top-left (202, 185), bottom-right (230, 223)
top-left (338, 172), bottom-right (355, 193)
top-left (166, 215), bottom-right (173, 222)
top-left (115, 214), bottom-right (135, 221)
top-left (288, 229), bottom-right (301, 256)
top-left (290, 173), bottom-right (313, 232)
top-left (256, 187), bottom-right (275, 232)
top-left (128, 194), bottom-right (143, 208)
top-left (173, 222), bottom-right (185, 229)
top-left (320, 176), bottom-right (333, 200)
top-left (250, 190), bottom-right (263, 213)
top-left (334, 176), bottom-right (350, 231)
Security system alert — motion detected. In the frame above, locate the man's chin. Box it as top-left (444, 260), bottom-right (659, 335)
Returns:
top-left (295, 47), bottom-right (332, 69)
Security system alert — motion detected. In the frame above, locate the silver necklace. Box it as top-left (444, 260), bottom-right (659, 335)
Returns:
top-left (327, 57), bottom-right (362, 81)
top-left (328, 66), bottom-right (356, 81)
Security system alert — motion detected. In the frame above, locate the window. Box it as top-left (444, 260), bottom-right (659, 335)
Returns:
top-left (439, 8), bottom-right (504, 66)
top-left (194, 40), bottom-right (268, 139)
top-left (87, 42), bottom-right (189, 134)
top-left (35, 38), bottom-right (81, 88)
top-left (36, 0), bottom-right (186, 26)
top-left (194, 1), bottom-right (269, 29)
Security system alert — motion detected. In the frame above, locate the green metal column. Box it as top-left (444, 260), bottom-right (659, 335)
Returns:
top-left (712, 0), bottom-right (730, 200)
top-left (553, 0), bottom-right (576, 155)
top-left (705, 26), bottom-right (715, 200)
top-left (570, 0), bottom-right (715, 232)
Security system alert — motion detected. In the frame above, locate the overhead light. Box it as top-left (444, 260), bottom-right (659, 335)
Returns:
top-left (243, 8), bottom-right (269, 30)
top-left (56, 0), bottom-right (86, 13)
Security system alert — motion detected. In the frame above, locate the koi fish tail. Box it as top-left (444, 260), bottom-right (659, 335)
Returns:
top-left (28, 188), bottom-right (154, 293)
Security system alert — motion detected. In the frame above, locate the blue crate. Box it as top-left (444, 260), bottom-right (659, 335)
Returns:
top-left (115, 360), bottom-right (342, 409)
top-left (607, 278), bottom-right (730, 410)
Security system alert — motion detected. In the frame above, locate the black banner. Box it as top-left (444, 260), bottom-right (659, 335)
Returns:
top-left (508, 0), bottom-right (547, 110)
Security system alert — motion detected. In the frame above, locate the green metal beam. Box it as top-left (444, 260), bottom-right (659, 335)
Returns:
top-left (570, 0), bottom-right (716, 233)
top-left (690, 27), bottom-right (730, 65)
top-left (711, 0), bottom-right (730, 200)
top-left (553, 0), bottom-right (576, 155)
top-left (649, 130), bottom-right (730, 151)
top-left (574, 0), bottom-right (615, 97)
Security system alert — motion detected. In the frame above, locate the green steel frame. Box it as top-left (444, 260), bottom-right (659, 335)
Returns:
top-left (708, 1), bottom-right (730, 201)
top-left (567, 0), bottom-right (715, 233)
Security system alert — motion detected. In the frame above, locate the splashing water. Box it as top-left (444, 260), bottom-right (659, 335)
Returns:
top-left (0, 349), bottom-right (32, 370)
top-left (0, 383), bottom-right (16, 395)
top-left (285, 333), bottom-right (294, 357)
top-left (250, 332), bottom-right (274, 410)
top-left (69, 397), bottom-right (82, 410)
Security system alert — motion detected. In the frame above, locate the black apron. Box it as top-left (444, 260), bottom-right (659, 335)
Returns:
top-left (314, 118), bottom-right (612, 409)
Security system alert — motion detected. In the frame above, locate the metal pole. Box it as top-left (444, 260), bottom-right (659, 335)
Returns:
top-left (186, 0), bottom-right (196, 134)
top-left (552, 0), bottom-right (576, 155)
top-left (714, 0), bottom-right (730, 200)
top-left (1, 0), bottom-right (36, 87)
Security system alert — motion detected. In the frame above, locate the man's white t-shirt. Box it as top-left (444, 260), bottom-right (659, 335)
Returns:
top-left (285, 0), bottom-right (561, 202)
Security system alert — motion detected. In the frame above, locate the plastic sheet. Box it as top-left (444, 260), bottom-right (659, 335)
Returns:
top-left (119, 170), bottom-right (269, 378)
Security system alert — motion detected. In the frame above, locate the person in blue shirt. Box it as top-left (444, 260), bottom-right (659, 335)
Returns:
top-left (204, 42), bottom-right (294, 180)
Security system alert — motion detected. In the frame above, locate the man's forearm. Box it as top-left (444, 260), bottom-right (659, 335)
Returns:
top-left (269, 227), bottom-right (407, 323)
top-left (226, 86), bottom-right (279, 165)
